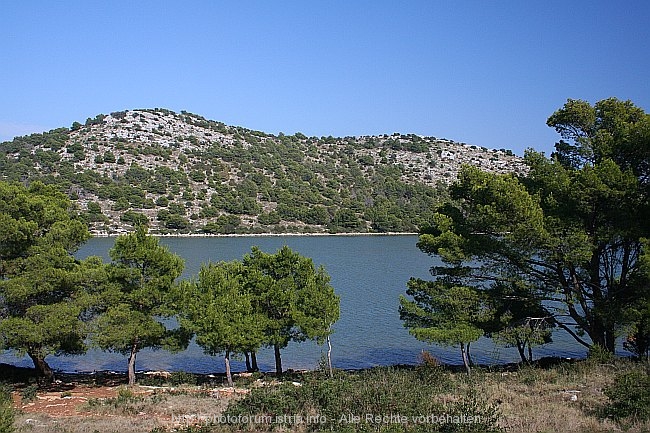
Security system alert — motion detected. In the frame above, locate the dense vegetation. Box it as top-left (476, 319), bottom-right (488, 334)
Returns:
top-left (0, 182), bottom-right (339, 385)
top-left (0, 109), bottom-right (523, 235)
top-left (0, 181), bottom-right (99, 382)
top-left (1, 98), bottom-right (649, 432)
top-left (400, 98), bottom-right (650, 374)
top-left (176, 246), bottom-right (340, 386)
top-left (91, 226), bottom-right (187, 385)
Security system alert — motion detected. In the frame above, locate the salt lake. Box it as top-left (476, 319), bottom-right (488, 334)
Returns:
top-left (0, 235), bottom-right (590, 374)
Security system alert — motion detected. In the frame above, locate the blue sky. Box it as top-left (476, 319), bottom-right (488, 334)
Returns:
top-left (1, 1), bottom-right (648, 155)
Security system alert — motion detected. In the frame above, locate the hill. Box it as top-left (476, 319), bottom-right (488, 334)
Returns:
top-left (0, 109), bottom-right (526, 235)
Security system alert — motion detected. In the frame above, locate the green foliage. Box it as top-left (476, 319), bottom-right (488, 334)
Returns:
top-left (331, 208), bottom-right (364, 231)
top-left (91, 226), bottom-right (185, 385)
top-left (587, 344), bottom-right (618, 364)
top-left (202, 215), bottom-right (240, 234)
top-left (169, 371), bottom-right (197, 386)
top-left (155, 196), bottom-right (169, 207)
top-left (87, 201), bottom-right (102, 214)
top-left (164, 214), bottom-right (190, 230)
top-left (485, 282), bottom-right (553, 363)
top-left (624, 238), bottom-right (650, 360)
top-left (258, 211), bottom-right (281, 225)
top-left (413, 98), bottom-right (650, 357)
top-left (400, 280), bottom-right (489, 373)
top-left (190, 170), bottom-right (205, 182)
top-left (0, 181), bottom-right (100, 382)
top-left (0, 383), bottom-right (14, 433)
top-left (85, 114), bottom-right (106, 127)
top-left (120, 210), bottom-right (149, 227)
top-left (124, 163), bottom-right (150, 184)
top-left (177, 260), bottom-right (267, 386)
top-left (103, 151), bottom-right (116, 163)
top-left (603, 367), bottom-right (650, 425)
top-left (20, 384), bottom-right (38, 402)
top-left (112, 196), bottom-right (130, 211)
top-left (243, 246), bottom-right (340, 375)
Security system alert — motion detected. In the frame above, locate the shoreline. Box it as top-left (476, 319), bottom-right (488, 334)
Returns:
top-left (89, 231), bottom-right (420, 238)
top-left (1, 355), bottom-right (583, 380)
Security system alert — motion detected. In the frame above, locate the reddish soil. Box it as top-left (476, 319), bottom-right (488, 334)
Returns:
top-left (8, 371), bottom-right (158, 418)
top-left (14, 384), bottom-right (121, 417)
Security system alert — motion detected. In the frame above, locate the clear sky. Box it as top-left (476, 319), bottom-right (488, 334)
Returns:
top-left (1, 1), bottom-right (648, 155)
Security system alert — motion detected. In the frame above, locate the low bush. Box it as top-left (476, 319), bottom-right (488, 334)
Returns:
top-left (603, 366), bottom-right (650, 425)
top-left (20, 383), bottom-right (38, 402)
top-left (0, 383), bottom-right (14, 433)
top-left (223, 367), bottom-right (502, 432)
top-left (170, 371), bottom-right (197, 386)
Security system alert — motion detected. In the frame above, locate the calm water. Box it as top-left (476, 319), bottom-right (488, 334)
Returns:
top-left (0, 235), bottom-right (589, 374)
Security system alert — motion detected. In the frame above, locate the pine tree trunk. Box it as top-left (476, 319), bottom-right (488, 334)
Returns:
top-left (589, 322), bottom-right (610, 353)
top-left (460, 343), bottom-right (471, 375)
top-left (244, 352), bottom-right (252, 373)
top-left (515, 340), bottom-right (527, 363)
top-left (251, 351), bottom-right (259, 372)
top-left (28, 352), bottom-right (54, 383)
top-left (224, 349), bottom-right (233, 387)
top-left (605, 330), bottom-right (616, 354)
top-left (127, 342), bottom-right (138, 386)
top-left (274, 344), bottom-right (282, 376)
top-left (327, 335), bottom-right (334, 378)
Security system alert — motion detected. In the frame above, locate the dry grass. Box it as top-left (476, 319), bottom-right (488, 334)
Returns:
top-left (7, 359), bottom-right (650, 432)
top-left (478, 360), bottom-right (649, 432)
top-left (14, 412), bottom-right (167, 433)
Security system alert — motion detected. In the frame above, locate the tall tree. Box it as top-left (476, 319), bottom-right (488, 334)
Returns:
top-left (0, 181), bottom-right (99, 382)
top-left (177, 261), bottom-right (266, 386)
top-left (624, 238), bottom-right (650, 360)
top-left (91, 226), bottom-right (185, 385)
top-left (414, 98), bottom-right (649, 355)
top-left (400, 280), bottom-right (489, 374)
top-left (243, 246), bottom-right (340, 376)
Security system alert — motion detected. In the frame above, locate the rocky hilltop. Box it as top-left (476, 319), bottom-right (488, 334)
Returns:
top-left (0, 109), bottom-right (526, 235)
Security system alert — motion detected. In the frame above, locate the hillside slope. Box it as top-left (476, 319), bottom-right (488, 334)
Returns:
top-left (0, 109), bottom-right (526, 234)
